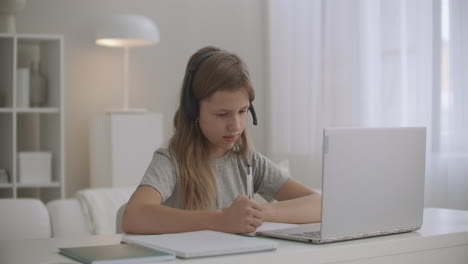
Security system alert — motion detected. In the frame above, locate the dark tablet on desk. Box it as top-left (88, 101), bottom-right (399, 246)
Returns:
top-left (59, 243), bottom-right (175, 264)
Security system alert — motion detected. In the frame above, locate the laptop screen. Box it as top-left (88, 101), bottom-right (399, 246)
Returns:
top-left (320, 127), bottom-right (426, 239)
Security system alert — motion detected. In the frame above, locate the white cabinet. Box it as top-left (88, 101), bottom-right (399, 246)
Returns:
top-left (0, 33), bottom-right (64, 202)
top-left (89, 113), bottom-right (163, 188)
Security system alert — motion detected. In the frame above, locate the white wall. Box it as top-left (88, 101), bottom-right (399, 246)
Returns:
top-left (16, 0), bottom-right (267, 197)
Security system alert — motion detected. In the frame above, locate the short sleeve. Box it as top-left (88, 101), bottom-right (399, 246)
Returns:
top-left (252, 151), bottom-right (290, 202)
top-left (139, 148), bottom-right (177, 202)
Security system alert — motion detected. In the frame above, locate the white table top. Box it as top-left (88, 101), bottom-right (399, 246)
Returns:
top-left (1, 208), bottom-right (468, 264)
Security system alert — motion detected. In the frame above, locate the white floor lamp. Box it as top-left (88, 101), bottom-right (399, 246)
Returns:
top-left (0, 0), bottom-right (27, 33)
top-left (96, 15), bottom-right (160, 113)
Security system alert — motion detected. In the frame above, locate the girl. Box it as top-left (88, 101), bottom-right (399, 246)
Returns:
top-left (122, 46), bottom-right (321, 234)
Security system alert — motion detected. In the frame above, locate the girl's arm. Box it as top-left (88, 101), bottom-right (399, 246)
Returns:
top-left (122, 185), bottom-right (263, 234)
top-left (261, 178), bottom-right (322, 224)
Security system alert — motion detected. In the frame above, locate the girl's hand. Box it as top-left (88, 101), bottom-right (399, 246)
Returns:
top-left (217, 195), bottom-right (264, 233)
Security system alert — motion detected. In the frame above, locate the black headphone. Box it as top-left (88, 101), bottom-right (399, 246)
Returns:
top-left (181, 51), bottom-right (258, 126)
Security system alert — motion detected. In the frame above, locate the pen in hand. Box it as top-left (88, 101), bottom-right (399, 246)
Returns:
top-left (247, 165), bottom-right (253, 199)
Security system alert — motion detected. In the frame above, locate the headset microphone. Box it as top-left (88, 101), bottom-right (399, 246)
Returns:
top-left (249, 105), bottom-right (258, 126)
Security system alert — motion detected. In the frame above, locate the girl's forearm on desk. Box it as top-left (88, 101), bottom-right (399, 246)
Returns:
top-left (122, 203), bottom-right (221, 234)
top-left (122, 195), bottom-right (262, 235)
top-left (262, 193), bottom-right (322, 224)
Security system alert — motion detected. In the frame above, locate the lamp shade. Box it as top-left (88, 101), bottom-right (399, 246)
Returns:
top-left (96, 15), bottom-right (160, 47)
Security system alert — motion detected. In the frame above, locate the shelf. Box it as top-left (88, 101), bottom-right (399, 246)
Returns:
top-left (0, 33), bottom-right (64, 203)
top-left (16, 182), bottom-right (60, 188)
top-left (0, 108), bottom-right (60, 113)
top-left (15, 33), bottom-right (63, 41)
top-left (15, 108), bottom-right (60, 113)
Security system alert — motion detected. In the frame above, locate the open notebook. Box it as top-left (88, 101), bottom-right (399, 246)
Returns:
top-left (122, 230), bottom-right (277, 259)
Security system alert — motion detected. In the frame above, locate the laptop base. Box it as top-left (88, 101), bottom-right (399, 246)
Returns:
top-left (258, 226), bottom-right (421, 244)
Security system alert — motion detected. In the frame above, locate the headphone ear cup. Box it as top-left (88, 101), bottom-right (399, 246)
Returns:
top-left (181, 51), bottom-right (223, 121)
top-left (182, 72), bottom-right (197, 120)
top-left (187, 94), bottom-right (198, 120)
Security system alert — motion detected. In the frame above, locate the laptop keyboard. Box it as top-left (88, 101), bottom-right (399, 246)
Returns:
top-left (290, 231), bottom-right (321, 239)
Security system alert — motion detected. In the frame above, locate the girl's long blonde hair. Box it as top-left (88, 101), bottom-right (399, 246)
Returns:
top-left (169, 46), bottom-right (255, 210)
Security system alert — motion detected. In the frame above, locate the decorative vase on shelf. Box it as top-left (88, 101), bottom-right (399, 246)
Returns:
top-left (29, 61), bottom-right (48, 107)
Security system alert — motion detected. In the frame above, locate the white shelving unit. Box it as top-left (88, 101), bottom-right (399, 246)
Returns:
top-left (0, 33), bottom-right (64, 202)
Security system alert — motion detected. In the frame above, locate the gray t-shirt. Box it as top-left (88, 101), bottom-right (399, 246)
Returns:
top-left (140, 148), bottom-right (290, 209)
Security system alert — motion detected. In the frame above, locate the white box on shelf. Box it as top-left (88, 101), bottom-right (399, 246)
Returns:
top-left (18, 152), bottom-right (52, 183)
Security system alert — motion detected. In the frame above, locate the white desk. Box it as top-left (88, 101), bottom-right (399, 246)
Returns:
top-left (1, 208), bottom-right (468, 264)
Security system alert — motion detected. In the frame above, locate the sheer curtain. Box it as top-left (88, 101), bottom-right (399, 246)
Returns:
top-left (435, 0), bottom-right (468, 209)
top-left (267, 0), bottom-right (468, 210)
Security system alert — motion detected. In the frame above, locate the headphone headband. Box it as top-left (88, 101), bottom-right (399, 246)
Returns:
top-left (181, 50), bottom-right (258, 126)
top-left (189, 51), bottom-right (224, 73)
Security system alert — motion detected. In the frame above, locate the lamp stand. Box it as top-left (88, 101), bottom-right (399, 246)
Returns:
top-left (106, 46), bottom-right (147, 113)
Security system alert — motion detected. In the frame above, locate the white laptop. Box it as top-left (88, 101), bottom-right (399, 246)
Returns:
top-left (258, 127), bottom-right (426, 244)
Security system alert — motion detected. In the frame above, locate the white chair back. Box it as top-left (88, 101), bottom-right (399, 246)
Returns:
top-left (0, 198), bottom-right (51, 240)
top-left (76, 188), bottom-right (134, 235)
top-left (46, 199), bottom-right (91, 237)
top-left (116, 203), bottom-right (127, 234)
